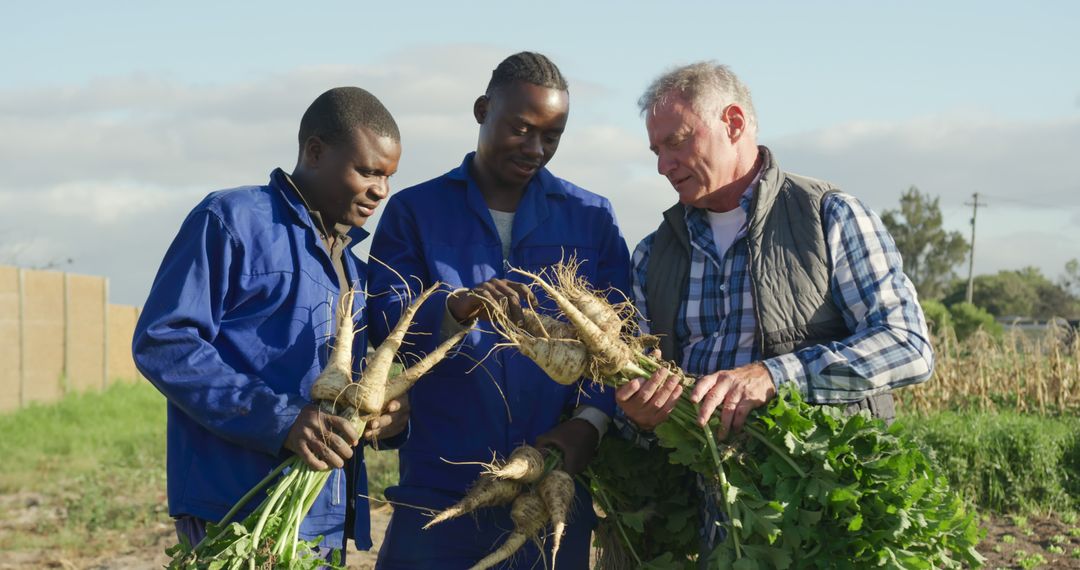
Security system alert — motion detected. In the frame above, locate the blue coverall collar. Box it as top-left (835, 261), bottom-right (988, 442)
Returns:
top-left (446, 153), bottom-right (564, 249)
top-left (269, 167), bottom-right (370, 244)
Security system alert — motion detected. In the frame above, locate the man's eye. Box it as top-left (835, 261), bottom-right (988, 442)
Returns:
top-left (513, 127), bottom-right (528, 135)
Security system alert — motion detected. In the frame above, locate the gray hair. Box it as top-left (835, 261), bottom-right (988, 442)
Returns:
top-left (638, 62), bottom-right (758, 134)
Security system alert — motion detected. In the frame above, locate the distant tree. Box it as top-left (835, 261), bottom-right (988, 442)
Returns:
top-left (880, 186), bottom-right (969, 300)
top-left (920, 299), bottom-right (952, 336)
top-left (948, 302), bottom-right (1003, 341)
top-left (1060, 258), bottom-right (1080, 297)
top-left (943, 267), bottom-right (1080, 319)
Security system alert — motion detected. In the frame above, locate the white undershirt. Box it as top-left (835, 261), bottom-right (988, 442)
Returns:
top-left (705, 207), bottom-right (746, 260)
top-left (488, 209), bottom-right (515, 260)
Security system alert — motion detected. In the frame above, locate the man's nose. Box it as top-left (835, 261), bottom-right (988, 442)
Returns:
top-left (370, 178), bottom-right (390, 200)
top-left (657, 152), bottom-right (676, 176)
top-left (522, 133), bottom-right (543, 159)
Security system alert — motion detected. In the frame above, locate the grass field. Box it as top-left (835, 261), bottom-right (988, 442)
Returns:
top-left (0, 381), bottom-right (398, 563)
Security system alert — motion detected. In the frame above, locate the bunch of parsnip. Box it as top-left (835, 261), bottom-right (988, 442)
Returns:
top-left (423, 444), bottom-right (576, 570)
top-left (484, 261), bottom-right (983, 569)
top-left (167, 284), bottom-right (469, 570)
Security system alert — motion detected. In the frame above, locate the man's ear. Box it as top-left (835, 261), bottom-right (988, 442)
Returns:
top-left (473, 95), bottom-right (489, 125)
top-left (301, 136), bottom-right (325, 168)
top-left (723, 104), bottom-right (747, 142)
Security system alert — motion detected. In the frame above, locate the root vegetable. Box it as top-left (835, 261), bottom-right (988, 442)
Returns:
top-left (488, 444), bottom-right (545, 483)
top-left (383, 326), bottom-right (471, 402)
top-left (308, 290), bottom-right (359, 406)
top-left (511, 267), bottom-right (635, 377)
top-left (486, 303), bottom-right (588, 386)
top-left (518, 337), bottom-right (589, 386)
top-left (521, 308), bottom-right (578, 340)
top-left (549, 259), bottom-right (631, 336)
top-left (355, 282), bottom-right (440, 414)
top-left (422, 477), bottom-right (524, 529)
top-left (537, 469), bottom-right (575, 566)
top-left (468, 492), bottom-right (550, 570)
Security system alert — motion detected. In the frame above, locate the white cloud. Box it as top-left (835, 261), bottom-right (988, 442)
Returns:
top-left (2, 45), bottom-right (1078, 306)
top-left (770, 114), bottom-right (1080, 280)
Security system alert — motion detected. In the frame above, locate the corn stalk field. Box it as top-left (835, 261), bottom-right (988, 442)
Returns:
top-left (901, 326), bottom-right (1080, 416)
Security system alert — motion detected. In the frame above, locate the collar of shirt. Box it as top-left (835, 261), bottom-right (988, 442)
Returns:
top-left (681, 165), bottom-right (763, 266)
top-left (444, 152), bottom-right (568, 199)
top-left (443, 152), bottom-right (566, 249)
top-left (270, 167), bottom-right (367, 248)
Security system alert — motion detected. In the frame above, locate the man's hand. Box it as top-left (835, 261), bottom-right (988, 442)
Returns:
top-left (363, 394), bottom-right (410, 442)
top-left (284, 404), bottom-right (360, 471)
top-left (691, 362), bottom-right (776, 439)
top-left (447, 279), bottom-right (537, 324)
top-left (615, 365), bottom-right (684, 431)
top-left (536, 418), bottom-right (599, 475)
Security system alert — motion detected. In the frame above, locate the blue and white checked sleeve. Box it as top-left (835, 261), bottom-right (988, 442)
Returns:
top-left (761, 193), bottom-right (934, 403)
top-left (630, 232), bottom-right (655, 336)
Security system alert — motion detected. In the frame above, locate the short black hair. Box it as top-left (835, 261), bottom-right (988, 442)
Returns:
top-left (297, 87), bottom-right (400, 149)
top-left (485, 52), bottom-right (568, 96)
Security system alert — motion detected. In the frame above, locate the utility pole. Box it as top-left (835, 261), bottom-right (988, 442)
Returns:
top-left (964, 192), bottom-right (988, 304)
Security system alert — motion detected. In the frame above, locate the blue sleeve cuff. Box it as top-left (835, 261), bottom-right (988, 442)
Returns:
top-left (762, 352), bottom-right (808, 396)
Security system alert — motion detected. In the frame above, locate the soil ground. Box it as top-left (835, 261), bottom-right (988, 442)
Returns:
top-left (2, 497), bottom-right (1078, 569)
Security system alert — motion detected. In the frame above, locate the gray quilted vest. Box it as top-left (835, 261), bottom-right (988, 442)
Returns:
top-left (645, 146), bottom-right (894, 420)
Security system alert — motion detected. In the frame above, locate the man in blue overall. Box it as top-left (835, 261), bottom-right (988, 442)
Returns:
top-left (368, 52), bottom-right (631, 569)
top-left (133, 87), bottom-right (409, 565)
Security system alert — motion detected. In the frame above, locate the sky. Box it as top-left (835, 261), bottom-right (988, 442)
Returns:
top-left (2, 1), bottom-right (1078, 306)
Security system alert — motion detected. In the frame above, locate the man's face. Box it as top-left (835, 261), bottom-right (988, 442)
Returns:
top-left (474, 81), bottom-right (569, 190)
top-left (646, 95), bottom-right (738, 208)
top-left (307, 126), bottom-right (401, 228)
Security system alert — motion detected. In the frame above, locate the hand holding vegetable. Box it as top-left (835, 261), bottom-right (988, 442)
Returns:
top-left (689, 361), bottom-right (775, 439)
top-left (535, 417), bottom-right (598, 475)
top-left (362, 394), bottom-right (409, 442)
top-left (614, 364), bottom-right (683, 431)
top-left (447, 278), bottom-right (537, 324)
top-left (283, 404), bottom-right (360, 471)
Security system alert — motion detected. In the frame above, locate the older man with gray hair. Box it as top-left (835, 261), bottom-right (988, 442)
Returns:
top-left (614, 61), bottom-right (934, 556)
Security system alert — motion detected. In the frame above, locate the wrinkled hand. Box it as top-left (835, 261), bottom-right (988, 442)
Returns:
top-left (447, 279), bottom-right (537, 324)
top-left (615, 364), bottom-right (684, 431)
top-left (363, 394), bottom-right (410, 442)
top-left (536, 418), bottom-right (599, 476)
top-left (691, 362), bottom-right (776, 440)
top-left (284, 404), bottom-right (360, 471)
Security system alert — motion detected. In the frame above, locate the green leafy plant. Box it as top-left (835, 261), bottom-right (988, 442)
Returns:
top-left (1015, 550), bottom-right (1046, 569)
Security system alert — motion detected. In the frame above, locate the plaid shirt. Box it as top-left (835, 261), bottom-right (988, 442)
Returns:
top-left (623, 180), bottom-right (933, 553)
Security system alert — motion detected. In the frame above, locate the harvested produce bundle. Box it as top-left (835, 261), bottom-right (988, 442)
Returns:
top-left (424, 444), bottom-right (577, 570)
top-left (486, 262), bottom-right (984, 569)
top-left (166, 284), bottom-right (469, 570)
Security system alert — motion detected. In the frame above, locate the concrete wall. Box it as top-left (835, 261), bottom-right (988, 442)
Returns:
top-left (0, 266), bottom-right (141, 413)
top-left (0, 267), bottom-right (21, 413)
